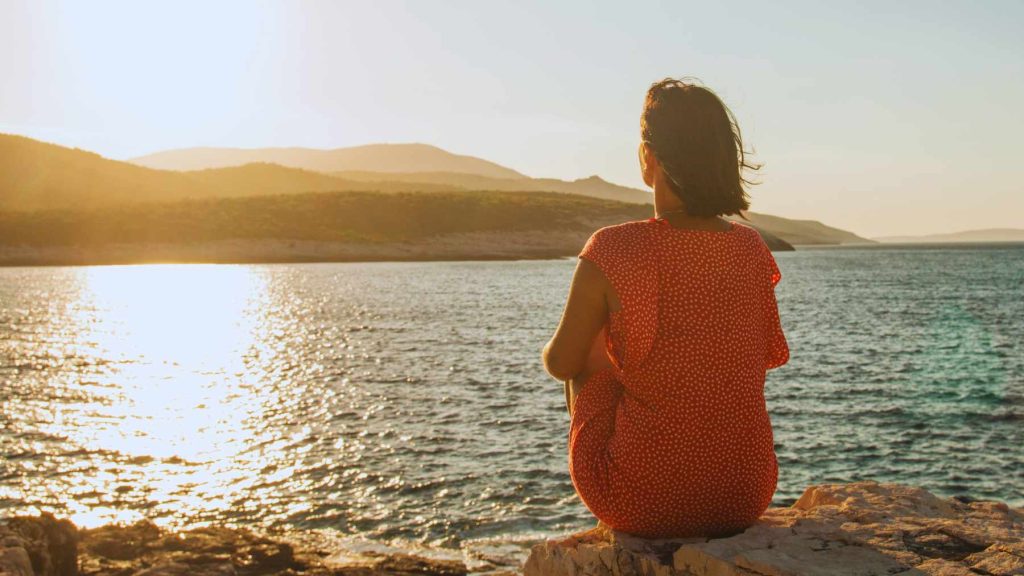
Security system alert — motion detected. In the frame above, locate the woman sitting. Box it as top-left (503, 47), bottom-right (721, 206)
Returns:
top-left (542, 77), bottom-right (789, 539)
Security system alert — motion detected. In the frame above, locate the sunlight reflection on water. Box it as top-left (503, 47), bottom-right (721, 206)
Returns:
top-left (5, 265), bottom-right (291, 527)
top-left (1, 248), bottom-right (1022, 553)
top-left (2, 260), bottom-right (587, 550)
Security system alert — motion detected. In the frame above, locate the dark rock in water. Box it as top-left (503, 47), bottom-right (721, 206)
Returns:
top-left (745, 224), bottom-right (795, 252)
top-left (1, 511), bottom-right (78, 576)
top-left (132, 562), bottom-right (236, 576)
top-left (0, 514), bottom-right (468, 576)
top-left (82, 521), bottom-right (160, 562)
top-left (523, 481), bottom-right (1024, 576)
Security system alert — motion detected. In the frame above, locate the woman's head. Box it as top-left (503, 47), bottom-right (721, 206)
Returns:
top-left (640, 77), bottom-right (759, 217)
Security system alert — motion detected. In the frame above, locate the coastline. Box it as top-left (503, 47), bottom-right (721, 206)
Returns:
top-left (525, 482), bottom-right (1024, 576)
top-left (0, 512), bottom-right (524, 575)
top-left (792, 240), bottom-right (1024, 250)
top-left (0, 226), bottom-right (799, 268)
top-left (4, 239), bottom-right (1018, 267)
top-left (4, 482), bottom-right (1021, 576)
top-left (0, 232), bottom-right (592, 268)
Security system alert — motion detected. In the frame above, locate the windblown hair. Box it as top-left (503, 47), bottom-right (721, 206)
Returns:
top-left (641, 78), bottom-right (760, 217)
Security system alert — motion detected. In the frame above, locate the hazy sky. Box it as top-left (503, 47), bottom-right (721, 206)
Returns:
top-left (2, 0), bottom-right (1022, 237)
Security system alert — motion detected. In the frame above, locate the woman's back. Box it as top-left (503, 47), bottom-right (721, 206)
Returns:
top-left (569, 217), bottom-right (788, 538)
top-left (542, 77), bottom-right (790, 539)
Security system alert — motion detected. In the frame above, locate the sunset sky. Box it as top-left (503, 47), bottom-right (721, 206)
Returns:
top-left (2, 0), bottom-right (1021, 237)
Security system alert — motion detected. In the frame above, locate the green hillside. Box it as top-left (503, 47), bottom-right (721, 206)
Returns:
top-left (0, 190), bottom-right (649, 246)
top-left (333, 170), bottom-right (654, 203)
top-left (0, 134), bottom-right (466, 211)
top-left (0, 134), bottom-right (819, 259)
top-left (0, 131), bottom-right (870, 246)
top-left (0, 188), bottom-right (799, 266)
top-left (0, 134), bottom-right (201, 210)
top-left (334, 169), bottom-right (872, 244)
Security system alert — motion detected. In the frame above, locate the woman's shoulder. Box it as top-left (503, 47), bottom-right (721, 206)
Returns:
top-left (729, 220), bottom-right (756, 235)
top-left (729, 220), bottom-right (782, 283)
top-left (589, 218), bottom-right (657, 243)
top-left (730, 220), bottom-right (772, 246)
top-left (579, 219), bottom-right (654, 264)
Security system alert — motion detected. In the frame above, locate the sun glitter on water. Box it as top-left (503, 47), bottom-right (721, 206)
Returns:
top-left (40, 264), bottom-right (285, 528)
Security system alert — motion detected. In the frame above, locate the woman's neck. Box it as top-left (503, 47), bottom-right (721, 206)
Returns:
top-left (653, 183), bottom-right (730, 231)
top-left (652, 180), bottom-right (685, 216)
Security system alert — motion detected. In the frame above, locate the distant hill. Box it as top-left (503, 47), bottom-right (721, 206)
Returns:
top-left (730, 212), bottom-right (875, 246)
top-left (875, 229), bottom-right (1024, 243)
top-left (0, 133), bottom-right (860, 254)
top-left (1, 133), bottom-right (200, 211)
top-left (130, 143), bottom-right (527, 179)
top-left (0, 133), bottom-right (655, 211)
top-left (333, 171), bottom-right (654, 204)
top-left (188, 163), bottom-right (457, 196)
top-left (0, 190), bottom-right (642, 246)
top-left (0, 190), bottom-right (643, 265)
top-left (126, 138), bottom-right (875, 246)
top-left (0, 134), bottom-right (461, 211)
top-left (0, 190), bottom-right (799, 266)
top-left (332, 169), bottom-right (873, 245)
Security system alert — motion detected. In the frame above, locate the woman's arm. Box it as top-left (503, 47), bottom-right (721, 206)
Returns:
top-left (564, 325), bottom-right (613, 416)
top-left (542, 258), bottom-right (611, 382)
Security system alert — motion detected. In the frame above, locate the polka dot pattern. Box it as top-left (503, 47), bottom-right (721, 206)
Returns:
top-left (568, 217), bottom-right (790, 538)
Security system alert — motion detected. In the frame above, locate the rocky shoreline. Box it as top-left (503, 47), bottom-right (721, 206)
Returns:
top-left (0, 515), bottom-right (514, 576)
top-left (0, 232), bottom-right (598, 267)
top-left (3, 482), bottom-right (1021, 576)
top-left (525, 482), bottom-right (1024, 576)
top-left (0, 223), bottom-right (795, 268)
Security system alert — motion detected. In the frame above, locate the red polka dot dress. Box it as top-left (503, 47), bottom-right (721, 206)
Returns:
top-left (569, 217), bottom-right (789, 538)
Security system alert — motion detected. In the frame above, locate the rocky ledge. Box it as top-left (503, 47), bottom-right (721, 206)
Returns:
top-left (0, 514), bottom-right (494, 576)
top-left (2, 482), bottom-right (1020, 576)
top-left (524, 482), bottom-right (1024, 576)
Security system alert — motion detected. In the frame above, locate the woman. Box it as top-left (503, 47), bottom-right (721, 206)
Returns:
top-left (541, 78), bottom-right (789, 539)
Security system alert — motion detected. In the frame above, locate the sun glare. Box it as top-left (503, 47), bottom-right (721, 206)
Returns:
top-left (40, 264), bottom-right (286, 527)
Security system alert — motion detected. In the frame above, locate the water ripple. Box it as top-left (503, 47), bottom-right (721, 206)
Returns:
top-left (1, 248), bottom-right (1022, 553)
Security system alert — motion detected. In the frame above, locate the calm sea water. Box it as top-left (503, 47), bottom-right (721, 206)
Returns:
top-left (1, 244), bottom-right (1022, 562)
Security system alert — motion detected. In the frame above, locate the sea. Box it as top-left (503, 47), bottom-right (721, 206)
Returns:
top-left (1, 243), bottom-right (1022, 565)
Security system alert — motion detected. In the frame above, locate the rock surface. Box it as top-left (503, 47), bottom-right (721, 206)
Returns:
top-left (4, 483), bottom-right (1021, 575)
top-left (524, 482), bottom-right (1024, 576)
top-left (0, 513), bottom-right (484, 576)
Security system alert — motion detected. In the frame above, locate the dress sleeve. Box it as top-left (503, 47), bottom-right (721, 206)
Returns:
top-left (578, 225), bottom-right (659, 373)
top-left (768, 247), bottom-right (782, 287)
top-left (578, 227), bottom-right (619, 273)
top-left (763, 248), bottom-right (790, 370)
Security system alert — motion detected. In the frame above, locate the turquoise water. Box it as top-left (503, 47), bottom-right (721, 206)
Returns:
top-left (0, 243), bottom-right (1021, 557)
top-left (767, 244), bottom-right (1023, 503)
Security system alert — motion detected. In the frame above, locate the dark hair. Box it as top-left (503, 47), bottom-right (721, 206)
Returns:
top-left (641, 77), bottom-right (760, 217)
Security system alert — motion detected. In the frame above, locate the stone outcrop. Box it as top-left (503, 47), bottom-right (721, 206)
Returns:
top-left (524, 482), bottom-right (1024, 576)
top-left (0, 513), bottom-right (480, 576)
top-left (0, 514), bottom-right (78, 576)
top-left (4, 482), bottom-right (1021, 575)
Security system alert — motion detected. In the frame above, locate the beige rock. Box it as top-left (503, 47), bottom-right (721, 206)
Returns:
top-left (0, 546), bottom-right (35, 576)
top-left (914, 558), bottom-right (976, 575)
top-left (2, 513), bottom-right (468, 576)
top-left (524, 481), bottom-right (1024, 576)
top-left (963, 541), bottom-right (1024, 575)
top-left (325, 551), bottom-right (469, 575)
top-left (730, 539), bottom-right (907, 576)
top-left (133, 561), bottom-right (236, 576)
top-left (0, 513), bottom-right (77, 576)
